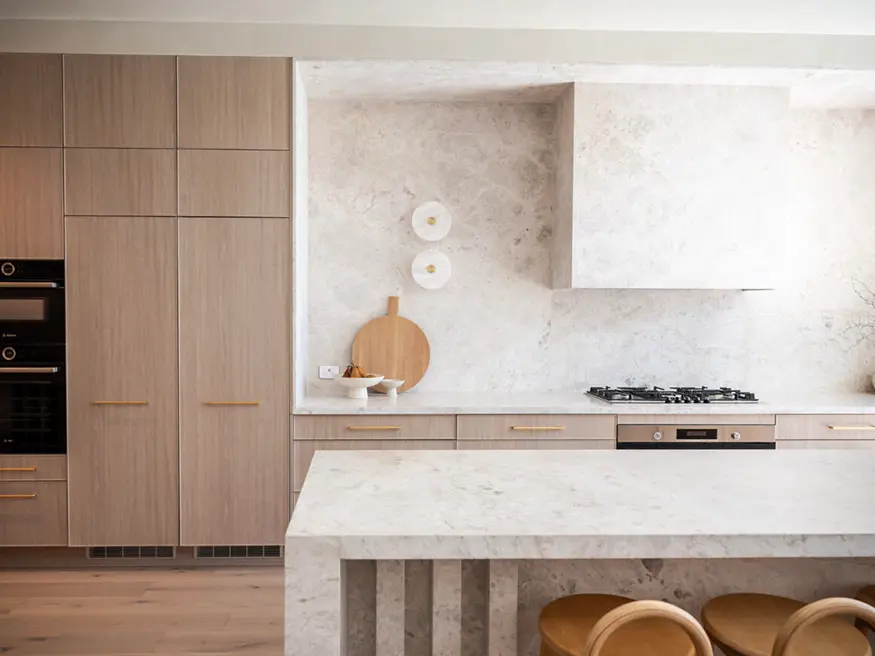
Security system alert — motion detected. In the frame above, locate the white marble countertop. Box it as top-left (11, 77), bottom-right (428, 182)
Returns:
top-left (293, 390), bottom-right (875, 415)
top-left (288, 449), bottom-right (875, 559)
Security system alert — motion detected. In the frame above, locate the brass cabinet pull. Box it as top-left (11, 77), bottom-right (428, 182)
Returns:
top-left (828, 425), bottom-right (875, 431)
top-left (511, 426), bottom-right (565, 431)
top-left (0, 494), bottom-right (37, 499)
top-left (92, 401), bottom-right (149, 406)
top-left (1, 367), bottom-right (59, 374)
top-left (203, 401), bottom-right (261, 406)
top-left (0, 282), bottom-right (58, 289)
top-left (346, 425), bottom-right (401, 431)
top-left (0, 467), bottom-right (37, 472)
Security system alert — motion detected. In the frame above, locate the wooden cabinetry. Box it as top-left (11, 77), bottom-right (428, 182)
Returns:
top-left (0, 53), bottom-right (62, 146)
top-left (178, 150), bottom-right (289, 218)
top-left (178, 56), bottom-right (290, 150)
top-left (0, 482), bottom-right (67, 546)
top-left (458, 439), bottom-right (615, 451)
top-left (66, 217), bottom-right (179, 546)
top-left (294, 415), bottom-right (456, 440)
top-left (0, 148), bottom-right (63, 258)
top-left (64, 55), bottom-right (176, 148)
top-left (0, 455), bottom-right (66, 481)
top-left (776, 415), bottom-right (875, 441)
top-left (179, 218), bottom-right (289, 546)
top-left (458, 414), bottom-right (615, 440)
top-left (64, 149), bottom-right (176, 216)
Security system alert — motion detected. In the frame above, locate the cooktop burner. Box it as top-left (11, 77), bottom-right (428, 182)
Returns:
top-left (588, 386), bottom-right (759, 404)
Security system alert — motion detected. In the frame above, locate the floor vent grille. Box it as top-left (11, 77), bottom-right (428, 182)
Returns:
top-left (87, 546), bottom-right (175, 559)
top-left (195, 545), bottom-right (283, 559)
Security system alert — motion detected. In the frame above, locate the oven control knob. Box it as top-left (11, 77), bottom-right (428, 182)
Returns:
top-left (0, 262), bottom-right (14, 277)
top-left (653, 431), bottom-right (663, 441)
top-left (731, 432), bottom-right (741, 440)
top-left (1, 347), bottom-right (15, 361)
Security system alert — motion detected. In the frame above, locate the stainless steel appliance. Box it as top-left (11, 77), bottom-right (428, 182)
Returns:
top-left (589, 386), bottom-right (759, 404)
top-left (617, 424), bottom-right (776, 450)
top-left (0, 260), bottom-right (66, 454)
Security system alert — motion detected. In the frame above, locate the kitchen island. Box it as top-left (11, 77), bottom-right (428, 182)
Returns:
top-left (285, 449), bottom-right (875, 656)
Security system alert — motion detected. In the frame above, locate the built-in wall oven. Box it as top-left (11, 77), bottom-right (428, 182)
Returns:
top-left (0, 260), bottom-right (66, 454)
top-left (617, 424), bottom-right (776, 450)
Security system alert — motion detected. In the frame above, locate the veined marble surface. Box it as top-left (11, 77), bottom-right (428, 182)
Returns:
top-left (287, 450), bottom-right (875, 559)
top-left (293, 390), bottom-right (875, 415)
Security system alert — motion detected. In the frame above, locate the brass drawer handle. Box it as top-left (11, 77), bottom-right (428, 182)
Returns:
top-left (92, 401), bottom-right (149, 406)
top-left (0, 467), bottom-right (37, 472)
top-left (203, 401), bottom-right (261, 406)
top-left (511, 426), bottom-right (565, 431)
top-left (0, 494), bottom-right (37, 499)
top-left (827, 425), bottom-right (875, 431)
top-left (346, 425), bottom-right (401, 431)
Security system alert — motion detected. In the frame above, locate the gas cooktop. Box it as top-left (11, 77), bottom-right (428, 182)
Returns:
top-left (588, 386), bottom-right (759, 404)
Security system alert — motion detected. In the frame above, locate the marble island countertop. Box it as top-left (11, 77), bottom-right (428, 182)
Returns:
top-left (293, 390), bottom-right (875, 415)
top-left (288, 449), bottom-right (875, 559)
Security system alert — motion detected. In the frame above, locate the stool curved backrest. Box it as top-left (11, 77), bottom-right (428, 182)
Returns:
top-left (772, 597), bottom-right (875, 656)
top-left (580, 600), bottom-right (713, 656)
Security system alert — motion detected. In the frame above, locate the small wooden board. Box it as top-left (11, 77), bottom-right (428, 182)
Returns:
top-left (351, 296), bottom-right (430, 394)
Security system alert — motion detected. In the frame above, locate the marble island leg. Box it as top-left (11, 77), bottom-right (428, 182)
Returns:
top-left (376, 560), bottom-right (405, 656)
top-left (432, 560), bottom-right (462, 656)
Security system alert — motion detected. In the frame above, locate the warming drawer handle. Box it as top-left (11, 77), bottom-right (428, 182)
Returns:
top-left (203, 401), bottom-right (261, 406)
top-left (92, 401), bottom-right (149, 406)
top-left (0, 494), bottom-right (37, 499)
top-left (0, 367), bottom-right (59, 374)
top-left (511, 425), bottom-right (565, 431)
top-left (0, 282), bottom-right (58, 288)
top-left (827, 425), bottom-right (875, 431)
top-left (0, 467), bottom-right (37, 472)
top-left (346, 425), bottom-right (401, 431)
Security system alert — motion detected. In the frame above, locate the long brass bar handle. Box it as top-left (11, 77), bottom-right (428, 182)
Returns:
top-left (828, 425), bottom-right (875, 431)
top-left (346, 425), bottom-right (401, 431)
top-left (0, 282), bottom-right (58, 289)
top-left (203, 401), bottom-right (261, 406)
top-left (92, 401), bottom-right (149, 406)
top-left (511, 426), bottom-right (565, 431)
top-left (0, 467), bottom-right (37, 472)
top-left (1, 367), bottom-right (59, 374)
top-left (0, 494), bottom-right (37, 499)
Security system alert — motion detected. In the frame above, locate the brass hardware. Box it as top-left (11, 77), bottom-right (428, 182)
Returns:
top-left (828, 425), bottom-right (875, 431)
top-left (92, 401), bottom-right (149, 406)
top-left (0, 281), bottom-right (58, 288)
top-left (346, 425), bottom-right (401, 431)
top-left (1, 367), bottom-right (59, 374)
top-left (427, 216), bottom-right (437, 225)
top-left (0, 467), bottom-right (37, 472)
top-left (203, 401), bottom-right (261, 406)
top-left (511, 426), bottom-right (565, 432)
top-left (426, 264), bottom-right (437, 274)
top-left (0, 494), bottom-right (37, 499)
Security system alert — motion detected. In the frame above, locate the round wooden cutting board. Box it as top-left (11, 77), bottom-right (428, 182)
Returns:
top-left (351, 296), bottom-right (430, 394)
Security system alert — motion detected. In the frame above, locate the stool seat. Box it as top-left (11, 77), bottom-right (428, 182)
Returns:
top-left (539, 594), bottom-right (697, 656)
top-left (702, 593), bottom-right (871, 656)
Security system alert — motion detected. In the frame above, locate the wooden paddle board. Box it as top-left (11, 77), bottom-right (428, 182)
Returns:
top-left (351, 296), bottom-right (430, 394)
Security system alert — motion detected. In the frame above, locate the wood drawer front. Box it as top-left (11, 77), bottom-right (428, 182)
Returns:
top-left (294, 415), bottom-right (456, 440)
top-left (777, 415), bottom-right (875, 441)
top-left (778, 440), bottom-right (875, 450)
top-left (458, 415), bottom-right (615, 440)
top-left (64, 149), bottom-right (177, 216)
top-left (0, 54), bottom-right (63, 146)
top-left (294, 440), bottom-right (454, 491)
top-left (0, 456), bottom-right (66, 481)
top-left (458, 439), bottom-right (615, 451)
top-left (0, 481), bottom-right (67, 546)
top-left (618, 414), bottom-right (775, 426)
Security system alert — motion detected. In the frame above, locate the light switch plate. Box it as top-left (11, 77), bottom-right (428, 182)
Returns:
top-left (319, 365), bottom-right (340, 380)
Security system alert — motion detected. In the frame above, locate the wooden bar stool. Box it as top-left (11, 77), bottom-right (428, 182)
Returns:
top-left (540, 594), bottom-right (712, 656)
top-left (701, 594), bottom-right (873, 656)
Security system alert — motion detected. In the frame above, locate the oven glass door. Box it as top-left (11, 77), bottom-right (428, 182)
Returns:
top-left (0, 287), bottom-right (65, 343)
top-left (0, 367), bottom-right (66, 454)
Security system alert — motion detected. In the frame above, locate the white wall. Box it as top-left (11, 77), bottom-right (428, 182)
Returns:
top-left (2, 0), bottom-right (875, 35)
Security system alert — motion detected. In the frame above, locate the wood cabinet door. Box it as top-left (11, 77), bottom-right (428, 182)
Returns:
top-left (0, 148), bottom-right (63, 258)
top-left (64, 55), bottom-right (176, 148)
top-left (0, 54), bottom-right (62, 146)
top-left (177, 56), bottom-right (290, 150)
top-left (179, 218), bottom-right (289, 546)
top-left (66, 217), bottom-right (179, 546)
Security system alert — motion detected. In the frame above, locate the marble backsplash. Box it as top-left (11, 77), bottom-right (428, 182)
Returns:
top-left (307, 99), bottom-right (875, 395)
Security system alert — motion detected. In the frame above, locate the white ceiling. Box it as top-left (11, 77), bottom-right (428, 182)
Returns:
top-left (1, 0), bottom-right (875, 35)
top-left (299, 60), bottom-right (875, 107)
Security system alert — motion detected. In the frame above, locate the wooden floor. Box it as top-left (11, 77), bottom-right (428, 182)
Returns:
top-left (0, 567), bottom-right (283, 655)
